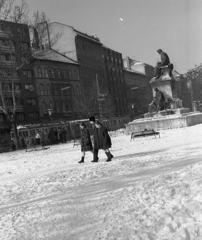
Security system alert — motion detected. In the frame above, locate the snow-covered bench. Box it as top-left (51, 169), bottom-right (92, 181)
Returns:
top-left (131, 129), bottom-right (160, 141)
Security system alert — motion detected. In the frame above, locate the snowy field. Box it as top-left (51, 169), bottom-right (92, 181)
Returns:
top-left (1, 124), bottom-right (202, 240)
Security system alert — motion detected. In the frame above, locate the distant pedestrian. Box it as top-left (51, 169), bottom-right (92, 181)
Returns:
top-left (48, 128), bottom-right (55, 145)
top-left (59, 128), bottom-right (64, 143)
top-left (61, 127), bottom-right (67, 143)
top-left (78, 123), bottom-right (93, 163)
top-left (35, 131), bottom-right (41, 145)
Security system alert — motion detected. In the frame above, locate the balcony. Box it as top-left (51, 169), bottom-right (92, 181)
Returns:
top-left (1, 91), bottom-right (21, 97)
top-left (0, 30), bottom-right (11, 38)
top-left (0, 45), bottom-right (15, 53)
top-left (0, 61), bottom-right (16, 67)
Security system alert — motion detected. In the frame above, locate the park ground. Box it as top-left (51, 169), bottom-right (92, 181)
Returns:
top-left (0, 124), bottom-right (202, 239)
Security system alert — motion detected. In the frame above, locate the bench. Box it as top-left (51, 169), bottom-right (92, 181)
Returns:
top-left (131, 129), bottom-right (160, 141)
top-left (25, 142), bottom-right (50, 152)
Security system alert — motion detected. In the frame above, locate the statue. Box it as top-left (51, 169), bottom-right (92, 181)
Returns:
top-left (148, 87), bottom-right (176, 113)
top-left (154, 49), bottom-right (173, 78)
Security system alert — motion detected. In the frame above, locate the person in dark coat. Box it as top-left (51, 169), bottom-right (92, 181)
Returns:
top-left (61, 127), bottom-right (67, 143)
top-left (48, 128), bottom-right (55, 145)
top-left (78, 123), bottom-right (93, 163)
top-left (89, 116), bottom-right (113, 162)
top-left (94, 120), bottom-right (114, 162)
top-left (89, 116), bottom-right (100, 162)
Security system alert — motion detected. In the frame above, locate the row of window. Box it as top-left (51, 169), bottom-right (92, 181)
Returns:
top-left (37, 83), bottom-right (81, 97)
top-left (1, 83), bottom-right (21, 91)
top-left (0, 98), bottom-right (22, 106)
top-left (76, 42), bottom-right (101, 55)
top-left (36, 67), bottom-right (79, 80)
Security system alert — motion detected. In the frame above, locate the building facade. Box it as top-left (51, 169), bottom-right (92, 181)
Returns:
top-left (0, 21), bottom-right (39, 146)
top-left (123, 57), bottom-right (153, 119)
top-left (102, 46), bottom-right (128, 117)
top-left (33, 49), bottom-right (81, 121)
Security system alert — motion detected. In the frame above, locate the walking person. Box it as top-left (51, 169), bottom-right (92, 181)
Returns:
top-left (78, 123), bottom-right (93, 163)
top-left (89, 116), bottom-right (113, 162)
top-left (94, 120), bottom-right (113, 162)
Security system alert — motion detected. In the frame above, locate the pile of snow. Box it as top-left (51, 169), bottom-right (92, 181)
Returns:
top-left (0, 124), bottom-right (202, 239)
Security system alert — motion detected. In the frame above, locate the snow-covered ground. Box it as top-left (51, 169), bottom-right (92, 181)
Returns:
top-left (1, 124), bottom-right (202, 240)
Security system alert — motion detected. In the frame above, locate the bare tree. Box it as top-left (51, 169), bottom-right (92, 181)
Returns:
top-left (0, 0), bottom-right (59, 149)
top-left (73, 84), bottom-right (99, 118)
top-left (186, 63), bottom-right (202, 110)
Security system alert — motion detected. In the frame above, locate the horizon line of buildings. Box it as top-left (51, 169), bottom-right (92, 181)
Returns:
top-left (0, 20), bottom-right (193, 137)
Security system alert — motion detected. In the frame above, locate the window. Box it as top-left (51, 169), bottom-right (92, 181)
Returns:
top-left (47, 84), bottom-right (51, 95)
top-left (25, 84), bottom-right (34, 91)
top-left (16, 113), bottom-right (24, 121)
top-left (58, 70), bottom-right (61, 79)
top-left (15, 84), bottom-right (21, 91)
top-left (76, 85), bottom-right (80, 96)
top-left (32, 99), bottom-right (36, 105)
top-left (6, 98), bottom-right (13, 106)
top-left (16, 98), bottom-right (23, 106)
top-left (74, 70), bottom-right (78, 80)
top-left (23, 70), bottom-right (32, 78)
top-left (21, 56), bottom-right (30, 64)
top-left (28, 112), bottom-right (38, 119)
top-left (40, 84), bottom-right (45, 95)
top-left (66, 71), bottom-right (69, 79)
top-left (51, 69), bottom-right (55, 78)
top-left (37, 67), bottom-right (42, 78)
top-left (28, 112), bottom-right (34, 118)
top-left (44, 68), bottom-right (49, 78)
top-left (42, 101), bottom-right (47, 115)
top-left (49, 101), bottom-right (53, 109)
top-left (69, 70), bottom-right (72, 79)
top-left (55, 101), bottom-right (60, 113)
top-left (0, 114), bottom-right (3, 122)
top-left (20, 43), bottom-right (28, 51)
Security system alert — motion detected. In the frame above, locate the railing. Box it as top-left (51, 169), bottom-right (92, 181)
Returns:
top-left (0, 61), bottom-right (16, 67)
top-left (0, 45), bottom-right (15, 53)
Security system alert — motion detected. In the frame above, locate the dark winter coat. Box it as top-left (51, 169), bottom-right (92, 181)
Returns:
top-left (81, 128), bottom-right (93, 152)
top-left (93, 123), bottom-right (112, 150)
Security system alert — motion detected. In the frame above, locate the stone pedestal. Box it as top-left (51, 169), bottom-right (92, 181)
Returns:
top-left (125, 112), bottom-right (202, 135)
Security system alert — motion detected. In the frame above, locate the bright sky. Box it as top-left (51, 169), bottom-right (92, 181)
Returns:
top-left (26, 0), bottom-right (202, 74)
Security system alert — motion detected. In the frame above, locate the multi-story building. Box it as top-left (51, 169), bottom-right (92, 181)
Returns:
top-left (0, 21), bottom-right (39, 146)
top-left (34, 22), bottom-right (106, 117)
top-left (123, 57), bottom-right (153, 118)
top-left (33, 49), bottom-right (81, 121)
top-left (102, 46), bottom-right (128, 117)
top-left (34, 22), bottom-right (131, 118)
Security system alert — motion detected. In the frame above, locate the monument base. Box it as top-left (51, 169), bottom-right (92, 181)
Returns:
top-left (125, 111), bottom-right (202, 135)
top-left (144, 108), bottom-right (191, 118)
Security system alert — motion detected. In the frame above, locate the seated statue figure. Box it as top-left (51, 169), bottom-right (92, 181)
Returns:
top-left (154, 49), bottom-right (173, 78)
top-left (148, 88), bottom-right (175, 113)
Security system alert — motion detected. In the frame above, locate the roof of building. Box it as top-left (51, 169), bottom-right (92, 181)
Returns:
top-left (33, 49), bottom-right (79, 64)
top-left (124, 68), bottom-right (146, 76)
top-left (50, 22), bottom-right (101, 43)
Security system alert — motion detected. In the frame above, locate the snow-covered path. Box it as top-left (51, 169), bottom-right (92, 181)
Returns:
top-left (0, 125), bottom-right (202, 239)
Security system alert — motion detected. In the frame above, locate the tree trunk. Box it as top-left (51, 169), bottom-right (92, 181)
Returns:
top-left (11, 117), bottom-right (20, 150)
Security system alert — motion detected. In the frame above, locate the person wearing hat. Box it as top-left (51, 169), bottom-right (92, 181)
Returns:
top-left (94, 120), bottom-right (113, 162)
top-left (89, 116), bottom-right (113, 162)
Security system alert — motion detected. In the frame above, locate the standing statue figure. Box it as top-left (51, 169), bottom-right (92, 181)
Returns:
top-left (154, 49), bottom-right (173, 78)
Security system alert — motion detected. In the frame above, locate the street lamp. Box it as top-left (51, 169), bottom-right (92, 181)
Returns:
top-left (131, 103), bottom-right (135, 120)
top-left (47, 108), bottom-right (53, 123)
